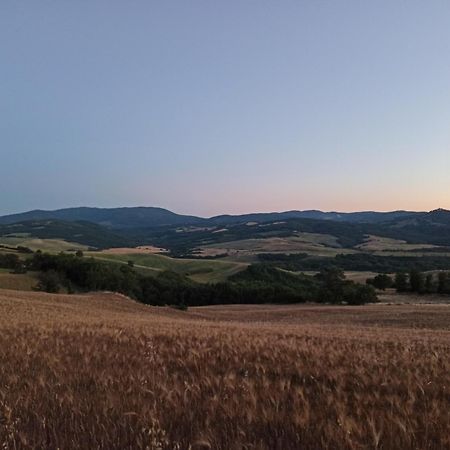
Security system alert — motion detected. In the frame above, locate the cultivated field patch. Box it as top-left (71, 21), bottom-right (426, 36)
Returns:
top-left (198, 234), bottom-right (356, 259)
top-left (356, 235), bottom-right (438, 252)
top-left (0, 271), bottom-right (38, 291)
top-left (0, 235), bottom-right (88, 252)
top-left (99, 246), bottom-right (168, 254)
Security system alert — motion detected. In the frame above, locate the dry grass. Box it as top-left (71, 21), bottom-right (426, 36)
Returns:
top-left (344, 271), bottom-right (381, 284)
top-left (0, 236), bottom-right (88, 252)
top-left (356, 235), bottom-right (439, 252)
top-left (302, 271), bottom-right (380, 284)
top-left (99, 246), bottom-right (168, 254)
top-left (0, 271), bottom-right (38, 291)
top-left (0, 289), bottom-right (449, 449)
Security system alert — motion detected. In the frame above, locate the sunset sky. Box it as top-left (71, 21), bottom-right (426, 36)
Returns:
top-left (1, 1), bottom-right (449, 216)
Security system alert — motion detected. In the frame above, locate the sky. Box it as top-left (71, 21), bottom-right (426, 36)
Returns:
top-left (1, 1), bottom-right (450, 217)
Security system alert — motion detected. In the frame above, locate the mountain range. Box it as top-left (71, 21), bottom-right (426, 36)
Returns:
top-left (0, 206), bottom-right (424, 229)
top-left (1, 206), bottom-right (450, 251)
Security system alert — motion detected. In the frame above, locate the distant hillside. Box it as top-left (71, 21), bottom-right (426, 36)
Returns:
top-left (1, 207), bottom-right (449, 253)
top-left (0, 207), bottom-right (206, 229)
top-left (0, 206), bottom-right (422, 229)
top-left (0, 220), bottom-right (132, 249)
top-left (127, 209), bottom-right (450, 255)
top-left (210, 210), bottom-right (420, 225)
top-left (381, 209), bottom-right (450, 246)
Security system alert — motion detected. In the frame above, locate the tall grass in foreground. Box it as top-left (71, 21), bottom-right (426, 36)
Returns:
top-left (0, 291), bottom-right (449, 449)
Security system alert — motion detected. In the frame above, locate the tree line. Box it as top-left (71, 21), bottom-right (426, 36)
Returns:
top-left (367, 270), bottom-right (450, 295)
top-left (0, 251), bottom-right (378, 306)
top-left (259, 253), bottom-right (450, 273)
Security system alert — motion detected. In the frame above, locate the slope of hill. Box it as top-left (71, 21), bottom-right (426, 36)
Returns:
top-left (0, 207), bottom-right (206, 229)
top-left (89, 251), bottom-right (247, 283)
top-left (381, 209), bottom-right (450, 246)
top-left (210, 209), bottom-right (420, 225)
top-left (0, 220), bottom-right (132, 249)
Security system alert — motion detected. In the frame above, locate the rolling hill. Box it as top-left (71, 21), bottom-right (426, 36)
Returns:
top-left (128, 209), bottom-right (450, 257)
top-left (0, 220), bottom-right (132, 249)
top-left (209, 209), bottom-right (420, 225)
top-left (1, 207), bottom-right (450, 257)
top-left (0, 207), bottom-right (206, 229)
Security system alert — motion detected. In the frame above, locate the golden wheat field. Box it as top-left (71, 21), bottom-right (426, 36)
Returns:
top-left (0, 289), bottom-right (449, 449)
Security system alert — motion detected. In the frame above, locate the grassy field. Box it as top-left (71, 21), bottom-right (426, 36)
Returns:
top-left (354, 235), bottom-right (450, 257)
top-left (356, 235), bottom-right (438, 252)
top-left (0, 270), bottom-right (38, 291)
top-left (0, 235), bottom-right (88, 253)
top-left (89, 251), bottom-right (247, 283)
top-left (0, 289), bottom-right (449, 449)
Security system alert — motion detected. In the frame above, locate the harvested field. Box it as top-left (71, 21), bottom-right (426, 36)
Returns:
top-left (0, 289), bottom-right (449, 449)
top-left (344, 271), bottom-right (381, 283)
top-left (99, 246), bottom-right (168, 254)
top-left (356, 235), bottom-right (439, 252)
top-left (0, 271), bottom-right (38, 291)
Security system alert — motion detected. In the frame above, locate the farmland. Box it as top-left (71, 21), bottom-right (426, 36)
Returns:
top-left (197, 233), bottom-right (357, 260)
top-left (0, 288), bottom-right (449, 449)
top-left (0, 235), bottom-right (88, 253)
top-left (89, 251), bottom-right (247, 283)
top-left (0, 269), bottom-right (38, 291)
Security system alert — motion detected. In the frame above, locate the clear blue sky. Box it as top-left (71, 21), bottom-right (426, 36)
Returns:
top-left (1, 1), bottom-right (449, 216)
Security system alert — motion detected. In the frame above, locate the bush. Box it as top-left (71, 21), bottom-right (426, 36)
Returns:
top-left (345, 284), bottom-right (378, 305)
top-left (170, 303), bottom-right (188, 311)
top-left (395, 272), bottom-right (408, 292)
top-left (366, 274), bottom-right (393, 290)
top-left (37, 270), bottom-right (62, 293)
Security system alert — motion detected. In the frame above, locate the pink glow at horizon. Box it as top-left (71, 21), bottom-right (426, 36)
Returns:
top-left (1, 2), bottom-right (450, 216)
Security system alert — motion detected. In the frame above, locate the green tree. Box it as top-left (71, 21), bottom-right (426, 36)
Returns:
top-left (409, 269), bottom-right (425, 293)
top-left (344, 284), bottom-right (377, 305)
top-left (438, 272), bottom-right (449, 294)
top-left (37, 270), bottom-right (61, 293)
top-left (318, 268), bottom-right (346, 303)
top-left (367, 274), bottom-right (393, 290)
top-left (425, 273), bottom-right (434, 293)
top-left (395, 272), bottom-right (408, 292)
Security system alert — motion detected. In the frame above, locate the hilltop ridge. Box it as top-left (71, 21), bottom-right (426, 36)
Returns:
top-left (0, 206), bottom-right (425, 229)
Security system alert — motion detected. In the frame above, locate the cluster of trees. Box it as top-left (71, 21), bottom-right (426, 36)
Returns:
top-left (394, 270), bottom-right (450, 295)
top-left (258, 253), bottom-right (450, 273)
top-left (230, 265), bottom-right (377, 305)
top-left (366, 274), bottom-right (394, 290)
top-left (26, 253), bottom-right (377, 306)
top-left (0, 253), bottom-right (21, 269)
top-left (366, 270), bottom-right (450, 295)
top-left (0, 253), bottom-right (27, 273)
